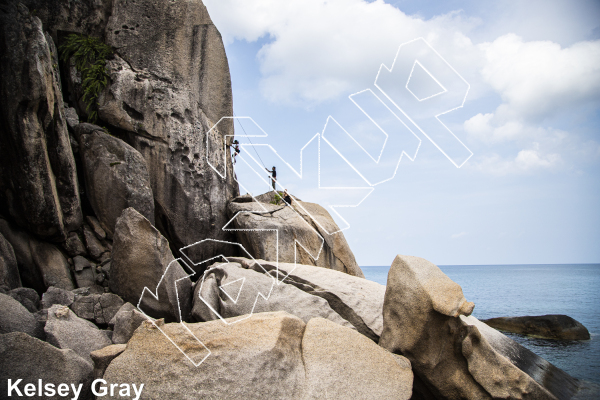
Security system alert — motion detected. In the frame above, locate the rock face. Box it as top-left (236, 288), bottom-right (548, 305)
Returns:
top-left (379, 255), bottom-right (573, 400)
top-left (0, 232), bottom-right (21, 289)
top-left (483, 315), bottom-right (590, 341)
top-left (228, 198), bottom-right (364, 277)
top-left (98, 0), bottom-right (239, 264)
top-left (227, 257), bottom-right (385, 341)
top-left (191, 261), bottom-right (354, 331)
top-left (103, 312), bottom-right (413, 399)
top-left (0, 332), bottom-right (94, 400)
top-left (0, 2), bottom-right (82, 241)
top-left (110, 208), bottom-right (192, 322)
top-left (44, 305), bottom-right (112, 365)
top-left (0, 218), bottom-right (75, 292)
top-left (0, 293), bottom-right (44, 339)
top-left (76, 123), bottom-right (155, 236)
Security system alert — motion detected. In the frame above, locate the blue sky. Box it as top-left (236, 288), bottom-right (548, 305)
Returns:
top-left (204, 0), bottom-right (600, 266)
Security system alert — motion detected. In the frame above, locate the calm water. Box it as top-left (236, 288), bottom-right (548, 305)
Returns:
top-left (362, 264), bottom-right (600, 385)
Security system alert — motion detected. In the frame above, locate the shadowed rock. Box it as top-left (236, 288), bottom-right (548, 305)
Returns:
top-left (0, 232), bottom-right (21, 290)
top-left (0, 2), bottom-right (82, 241)
top-left (109, 302), bottom-right (148, 344)
top-left (482, 315), bottom-right (590, 340)
top-left (0, 332), bottom-right (93, 400)
top-left (0, 293), bottom-right (44, 339)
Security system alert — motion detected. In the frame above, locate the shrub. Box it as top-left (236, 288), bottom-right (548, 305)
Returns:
top-left (59, 34), bottom-right (113, 123)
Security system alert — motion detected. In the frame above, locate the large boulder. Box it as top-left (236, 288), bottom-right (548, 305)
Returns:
top-left (229, 257), bottom-right (385, 341)
top-left (0, 293), bottom-right (44, 339)
top-left (44, 305), bottom-right (112, 365)
top-left (379, 255), bottom-right (576, 400)
top-left (110, 208), bottom-right (192, 322)
top-left (76, 123), bottom-right (155, 236)
top-left (0, 232), bottom-right (21, 289)
top-left (0, 2), bottom-right (82, 241)
top-left (98, 0), bottom-right (239, 265)
top-left (103, 311), bottom-right (413, 399)
top-left (191, 261), bottom-right (354, 331)
top-left (0, 332), bottom-right (93, 400)
top-left (482, 315), bottom-right (590, 341)
top-left (0, 218), bottom-right (75, 292)
top-left (228, 199), bottom-right (364, 277)
top-left (8, 287), bottom-right (40, 313)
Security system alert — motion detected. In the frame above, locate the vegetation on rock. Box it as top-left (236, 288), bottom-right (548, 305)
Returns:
top-left (59, 34), bottom-right (113, 123)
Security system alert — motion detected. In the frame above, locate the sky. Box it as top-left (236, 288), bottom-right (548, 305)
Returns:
top-left (203, 0), bottom-right (600, 266)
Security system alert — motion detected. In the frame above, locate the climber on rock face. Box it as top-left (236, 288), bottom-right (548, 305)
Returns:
top-left (231, 140), bottom-right (240, 164)
top-left (283, 189), bottom-right (292, 206)
top-left (265, 166), bottom-right (276, 190)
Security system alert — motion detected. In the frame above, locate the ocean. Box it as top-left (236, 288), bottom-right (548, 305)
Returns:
top-left (362, 263), bottom-right (600, 385)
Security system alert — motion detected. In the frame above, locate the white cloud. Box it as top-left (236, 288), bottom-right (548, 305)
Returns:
top-left (469, 144), bottom-right (562, 175)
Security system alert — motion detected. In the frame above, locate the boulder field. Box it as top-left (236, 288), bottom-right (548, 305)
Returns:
top-left (0, 0), bottom-right (592, 398)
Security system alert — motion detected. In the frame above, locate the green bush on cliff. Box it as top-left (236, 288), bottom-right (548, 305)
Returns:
top-left (59, 34), bottom-right (113, 123)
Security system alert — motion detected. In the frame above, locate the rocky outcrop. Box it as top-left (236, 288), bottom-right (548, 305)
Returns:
top-left (109, 302), bottom-right (147, 344)
top-left (0, 332), bottom-right (94, 400)
top-left (0, 2), bottom-right (82, 242)
top-left (379, 255), bottom-right (574, 400)
top-left (228, 198), bottom-right (364, 277)
top-left (76, 123), bottom-right (155, 236)
top-left (44, 305), bottom-right (112, 365)
top-left (228, 257), bottom-right (385, 341)
top-left (482, 315), bottom-right (590, 341)
top-left (97, 0), bottom-right (239, 265)
top-left (191, 261), bottom-right (355, 330)
top-left (110, 208), bottom-right (192, 322)
top-left (103, 312), bottom-right (413, 399)
top-left (0, 218), bottom-right (75, 292)
top-left (70, 292), bottom-right (124, 325)
top-left (0, 293), bottom-right (44, 339)
top-left (0, 232), bottom-right (21, 290)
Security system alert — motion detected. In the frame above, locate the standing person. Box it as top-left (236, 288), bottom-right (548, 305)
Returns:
top-left (266, 166), bottom-right (276, 190)
top-left (283, 189), bottom-right (292, 206)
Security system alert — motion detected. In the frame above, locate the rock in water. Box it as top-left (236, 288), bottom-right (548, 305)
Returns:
top-left (98, 0), bottom-right (239, 265)
top-left (482, 315), bottom-right (590, 340)
top-left (0, 2), bottom-right (82, 241)
top-left (103, 311), bottom-right (413, 399)
top-left (0, 232), bottom-right (21, 290)
top-left (110, 208), bottom-right (192, 322)
top-left (76, 123), bottom-right (155, 236)
top-left (228, 198), bottom-right (364, 277)
top-left (44, 305), bottom-right (112, 365)
top-left (0, 332), bottom-right (93, 400)
top-left (379, 254), bottom-right (569, 400)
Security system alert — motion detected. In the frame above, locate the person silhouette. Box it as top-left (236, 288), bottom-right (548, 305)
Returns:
top-left (265, 166), bottom-right (276, 190)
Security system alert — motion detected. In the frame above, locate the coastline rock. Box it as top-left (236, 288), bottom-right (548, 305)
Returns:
top-left (302, 317), bottom-right (412, 399)
top-left (90, 344), bottom-right (126, 379)
top-left (44, 305), bottom-right (112, 365)
top-left (0, 232), bottom-right (21, 289)
top-left (98, 0), bottom-right (239, 266)
top-left (0, 293), bottom-right (44, 339)
top-left (230, 257), bottom-right (385, 341)
top-left (77, 124), bottom-right (155, 236)
top-left (0, 332), bottom-right (93, 400)
top-left (482, 315), bottom-right (590, 340)
top-left (228, 199), bottom-right (364, 277)
top-left (110, 208), bottom-right (192, 322)
top-left (109, 302), bottom-right (147, 344)
top-left (191, 261), bottom-right (354, 331)
top-left (0, 218), bottom-right (75, 292)
top-left (71, 293), bottom-right (124, 325)
top-left (103, 311), bottom-right (413, 399)
top-left (8, 287), bottom-right (40, 313)
top-left (0, 2), bottom-right (82, 241)
top-left (379, 255), bottom-right (562, 400)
